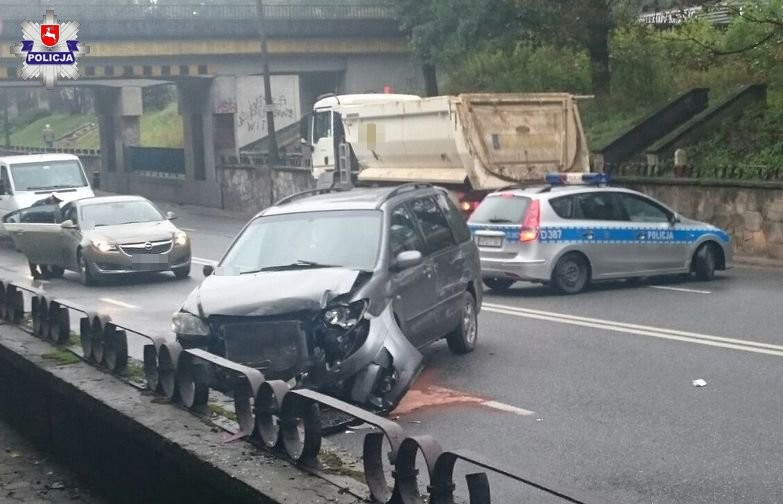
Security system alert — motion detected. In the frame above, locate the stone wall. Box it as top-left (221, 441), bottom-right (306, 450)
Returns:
top-left (621, 178), bottom-right (783, 260)
top-left (219, 164), bottom-right (315, 214)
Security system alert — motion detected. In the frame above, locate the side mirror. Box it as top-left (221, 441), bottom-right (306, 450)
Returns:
top-left (60, 219), bottom-right (78, 229)
top-left (392, 250), bottom-right (423, 271)
top-left (300, 137), bottom-right (309, 145)
top-left (202, 264), bottom-right (214, 277)
top-left (669, 213), bottom-right (680, 225)
top-left (165, 211), bottom-right (177, 220)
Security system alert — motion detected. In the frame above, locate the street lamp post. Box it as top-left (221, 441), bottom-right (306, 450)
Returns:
top-left (256, 0), bottom-right (280, 166)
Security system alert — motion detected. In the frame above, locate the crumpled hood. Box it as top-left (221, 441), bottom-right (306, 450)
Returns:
top-left (182, 267), bottom-right (362, 317)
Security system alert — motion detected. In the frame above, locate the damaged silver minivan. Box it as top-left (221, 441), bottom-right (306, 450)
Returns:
top-left (173, 184), bottom-right (482, 411)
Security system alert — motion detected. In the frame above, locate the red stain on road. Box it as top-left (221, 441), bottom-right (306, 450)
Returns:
top-left (391, 369), bottom-right (488, 416)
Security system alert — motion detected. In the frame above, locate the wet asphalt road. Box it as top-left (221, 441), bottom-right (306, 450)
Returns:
top-left (1, 202), bottom-right (781, 504)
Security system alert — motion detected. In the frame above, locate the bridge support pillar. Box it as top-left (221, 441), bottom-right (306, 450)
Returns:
top-left (95, 86), bottom-right (142, 193)
top-left (177, 79), bottom-right (221, 184)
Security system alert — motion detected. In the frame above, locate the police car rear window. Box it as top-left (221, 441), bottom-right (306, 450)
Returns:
top-left (469, 195), bottom-right (530, 224)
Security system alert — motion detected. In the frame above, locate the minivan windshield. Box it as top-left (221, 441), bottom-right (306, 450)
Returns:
top-left (469, 195), bottom-right (531, 224)
top-left (220, 210), bottom-right (382, 274)
top-left (10, 160), bottom-right (88, 191)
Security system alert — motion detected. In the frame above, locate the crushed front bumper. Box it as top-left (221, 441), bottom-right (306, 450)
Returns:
top-left (198, 304), bottom-right (423, 412)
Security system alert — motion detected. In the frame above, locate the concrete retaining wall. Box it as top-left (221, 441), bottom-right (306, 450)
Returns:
top-left (620, 177), bottom-right (783, 260)
top-left (0, 325), bottom-right (361, 504)
top-left (219, 164), bottom-right (315, 214)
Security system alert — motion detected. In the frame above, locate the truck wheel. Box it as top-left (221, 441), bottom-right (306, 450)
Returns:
top-left (446, 292), bottom-right (478, 354)
top-left (552, 253), bottom-right (590, 294)
top-left (483, 277), bottom-right (515, 292)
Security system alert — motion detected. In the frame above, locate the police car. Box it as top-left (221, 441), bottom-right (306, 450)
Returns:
top-left (468, 173), bottom-right (733, 294)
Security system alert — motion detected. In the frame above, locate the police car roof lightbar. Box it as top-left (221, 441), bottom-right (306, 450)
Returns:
top-left (545, 172), bottom-right (610, 186)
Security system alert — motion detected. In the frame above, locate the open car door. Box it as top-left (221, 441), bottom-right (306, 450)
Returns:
top-left (2, 204), bottom-right (65, 266)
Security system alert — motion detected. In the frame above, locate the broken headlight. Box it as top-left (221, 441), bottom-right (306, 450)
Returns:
top-left (322, 299), bottom-right (368, 330)
top-left (319, 299), bottom-right (369, 366)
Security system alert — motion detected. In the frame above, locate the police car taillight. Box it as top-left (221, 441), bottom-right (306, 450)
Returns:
top-left (545, 172), bottom-right (610, 186)
top-left (519, 200), bottom-right (540, 243)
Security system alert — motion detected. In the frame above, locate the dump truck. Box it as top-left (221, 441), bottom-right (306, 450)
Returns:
top-left (305, 92), bottom-right (592, 214)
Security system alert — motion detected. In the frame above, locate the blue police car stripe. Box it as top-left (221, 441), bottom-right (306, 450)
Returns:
top-left (468, 225), bottom-right (731, 244)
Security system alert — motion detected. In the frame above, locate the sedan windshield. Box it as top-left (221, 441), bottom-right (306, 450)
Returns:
top-left (221, 210), bottom-right (382, 274)
top-left (10, 160), bottom-right (88, 191)
top-left (81, 200), bottom-right (163, 229)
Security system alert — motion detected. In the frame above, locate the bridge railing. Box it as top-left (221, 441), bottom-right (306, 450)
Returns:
top-left (0, 3), bottom-right (396, 21)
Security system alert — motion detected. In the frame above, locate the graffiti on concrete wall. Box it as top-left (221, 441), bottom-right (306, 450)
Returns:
top-left (235, 75), bottom-right (300, 149)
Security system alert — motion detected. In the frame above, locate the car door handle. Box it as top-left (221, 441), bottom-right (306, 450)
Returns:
top-left (583, 231), bottom-right (594, 240)
top-left (422, 266), bottom-right (433, 277)
top-left (450, 252), bottom-right (465, 264)
top-left (637, 233), bottom-right (647, 240)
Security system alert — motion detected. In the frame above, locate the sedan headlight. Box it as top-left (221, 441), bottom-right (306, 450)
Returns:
top-left (172, 311), bottom-right (210, 336)
top-left (174, 231), bottom-right (188, 246)
top-left (322, 299), bottom-right (368, 330)
top-left (91, 239), bottom-right (117, 253)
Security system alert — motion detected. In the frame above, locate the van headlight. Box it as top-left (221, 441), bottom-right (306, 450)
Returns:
top-left (172, 311), bottom-right (210, 336)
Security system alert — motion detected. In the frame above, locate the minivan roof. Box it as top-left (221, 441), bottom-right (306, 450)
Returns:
top-left (0, 153), bottom-right (80, 165)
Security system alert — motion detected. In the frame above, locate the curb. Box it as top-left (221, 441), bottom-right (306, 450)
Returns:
top-left (0, 323), bottom-right (363, 504)
top-left (734, 255), bottom-right (783, 269)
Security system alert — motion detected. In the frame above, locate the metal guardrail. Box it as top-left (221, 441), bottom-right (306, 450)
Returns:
top-left (0, 277), bottom-right (601, 504)
top-left (0, 145), bottom-right (100, 157)
top-left (0, 4), bottom-right (396, 21)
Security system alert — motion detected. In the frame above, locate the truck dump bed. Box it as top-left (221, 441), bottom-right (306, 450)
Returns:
top-left (342, 93), bottom-right (590, 190)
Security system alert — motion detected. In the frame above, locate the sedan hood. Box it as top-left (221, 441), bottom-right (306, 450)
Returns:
top-left (86, 220), bottom-right (176, 244)
top-left (182, 267), bottom-right (362, 317)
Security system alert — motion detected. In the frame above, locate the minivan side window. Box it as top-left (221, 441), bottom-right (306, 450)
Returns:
top-left (389, 205), bottom-right (426, 258)
top-left (410, 196), bottom-right (456, 253)
top-left (436, 193), bottom-right (471, 243)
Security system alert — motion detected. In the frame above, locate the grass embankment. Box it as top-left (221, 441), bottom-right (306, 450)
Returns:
top-left (8, 103), bottom-right (183, 149)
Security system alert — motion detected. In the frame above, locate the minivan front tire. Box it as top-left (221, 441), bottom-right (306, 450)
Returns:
top-left (446, 292), bottom-right (478, 354)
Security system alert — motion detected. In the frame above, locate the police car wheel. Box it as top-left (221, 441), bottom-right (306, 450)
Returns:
top-left (553, 253), bottom-right (590, 295)
top-left (483, 278), bottom-right (515, 291)
top-left (693, 244), bottom-right (717, 281)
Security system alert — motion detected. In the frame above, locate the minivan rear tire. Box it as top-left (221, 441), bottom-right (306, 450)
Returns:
top-left (446, 292), bottom-right (478, 354)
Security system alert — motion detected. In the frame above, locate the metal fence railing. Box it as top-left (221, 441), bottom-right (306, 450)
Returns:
top-left (0, 277), bottom-right (604, 504)
top-left (606, 162), bottom-right (783, 182)
top-left (0, 4), bottom-right (396, 21)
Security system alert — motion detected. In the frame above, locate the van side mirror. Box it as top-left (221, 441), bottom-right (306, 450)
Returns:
top-left (60, 219), bottom-right (78, 229)
top-left (202, 264), bottom-right (214, 277)
top-left (165, 211), bottom-right (177, 220)
top-left (392, 250), bottom-right (423, 271)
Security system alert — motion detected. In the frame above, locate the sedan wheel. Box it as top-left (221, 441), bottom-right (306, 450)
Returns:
top-left (78, 252), bottom-right (97, 286)
top-left (446, 292), bottom-right (478, 354)
top-left (173, 263), bottom-right (191, 279)
top-left (693, 244), bottom-right (717, 281)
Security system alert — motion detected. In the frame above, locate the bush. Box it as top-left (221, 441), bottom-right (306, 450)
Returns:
top-left (11, 107), bottom-right (50, 130)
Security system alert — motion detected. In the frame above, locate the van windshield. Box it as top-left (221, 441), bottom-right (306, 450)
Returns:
top-left (10, 160), bottom-right (88, 191)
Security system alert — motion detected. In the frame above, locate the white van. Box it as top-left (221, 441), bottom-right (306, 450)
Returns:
top-left (0, 154), bottom-right (95, 236)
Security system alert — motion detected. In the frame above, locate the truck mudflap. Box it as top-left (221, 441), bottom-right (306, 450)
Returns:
top-left (347, 304), bottom-right (423, 412)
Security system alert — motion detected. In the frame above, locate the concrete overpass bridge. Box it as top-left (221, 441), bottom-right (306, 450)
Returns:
top-left (0, 3), bottom-right (422, 207)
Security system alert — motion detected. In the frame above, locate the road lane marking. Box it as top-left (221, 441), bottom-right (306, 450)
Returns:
top-left (481, 400), bottom-right (535, 417)
top-left (483, 303), bottom-right (783, 357)
top-left (192, 257), bottom-right (217, 266)
top-left (99, 298), bottom-right (139, 309)
top-left (649, 285), bottom-right (712, 295)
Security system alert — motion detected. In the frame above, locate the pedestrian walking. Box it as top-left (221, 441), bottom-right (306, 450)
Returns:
top-left (42, 123), bottom-right (55, 149)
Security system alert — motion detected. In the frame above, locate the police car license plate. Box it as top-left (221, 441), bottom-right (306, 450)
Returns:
top-left (476, 236), bottom-right (503, 248)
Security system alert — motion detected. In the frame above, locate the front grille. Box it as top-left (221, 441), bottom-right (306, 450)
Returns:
top-left (120, 239), bottom-right (172, 255)
top-left (216, 319), bottom-right (309, 379)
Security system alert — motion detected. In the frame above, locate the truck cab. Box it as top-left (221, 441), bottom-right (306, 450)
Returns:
top-left (307, 94), bottom-right (422, 182)
top-left (0, 153), bottom-right (95, 236)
